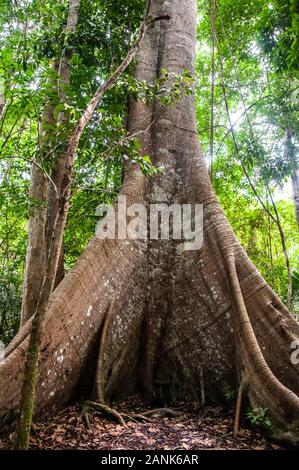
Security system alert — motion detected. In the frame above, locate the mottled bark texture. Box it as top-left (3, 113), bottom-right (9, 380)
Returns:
top-left (20, 88), bottom-right (55, 327)
top-left (1, 0), bottom-right (299, 445)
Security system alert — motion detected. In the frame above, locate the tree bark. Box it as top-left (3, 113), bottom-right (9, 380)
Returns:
top-left (292, 169), bottom-right (299, 229)
top-left (0, 87), bottom-right (5, 117)
top-left (45, 0), bottom-right (81, 279)
top-left (20, 80), bottom-right (56, 327)
top-left (1, 0), bottom-right (299, 445)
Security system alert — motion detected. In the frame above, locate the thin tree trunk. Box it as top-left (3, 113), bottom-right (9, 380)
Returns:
top-left (45, 0), bottom-right (81, 278)
top-left (13, 0), bottom-right (81, 447)
top-left (13, 178), bottom-right (71, 449)
top-left (21, 0), bottom-right (81, 327)
top-left (268, 188), bottom-right (292, 307)
top-left (292, 169), bottom-right (299, 229)
top-left (20, 76), bottom-right (56, 327)
top-left (209, 0), bottom-right (215, 181)
top-left (1, 0), bottom-right (299, 447)
top-left (0, 86), bottom-right (5, 116)
top-left (285, 128), bottom-right (299, 229)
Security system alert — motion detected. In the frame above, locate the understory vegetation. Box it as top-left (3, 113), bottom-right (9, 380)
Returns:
top-left (0, 0), bottom-right (298, 342)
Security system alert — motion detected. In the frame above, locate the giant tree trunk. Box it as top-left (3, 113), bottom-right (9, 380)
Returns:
top-left (1, 0), bottom-right (299, 445)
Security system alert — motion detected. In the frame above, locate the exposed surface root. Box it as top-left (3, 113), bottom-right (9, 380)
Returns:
top-left (84, 401), bottom-right (127, 427)
top-left (83, 400), bottom-right (183, 427)
top-left (95, 302), bottom-right (115, 404)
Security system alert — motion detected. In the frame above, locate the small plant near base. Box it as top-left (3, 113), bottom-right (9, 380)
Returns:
top-left (246, 407), bottom-right (272, 429)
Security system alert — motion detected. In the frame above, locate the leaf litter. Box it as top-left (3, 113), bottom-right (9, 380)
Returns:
top-left (0, 396), bottom-right (285, 450)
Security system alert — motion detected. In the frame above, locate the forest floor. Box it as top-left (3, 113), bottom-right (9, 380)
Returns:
top-left (0, 396), bottom-right (285, 450)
